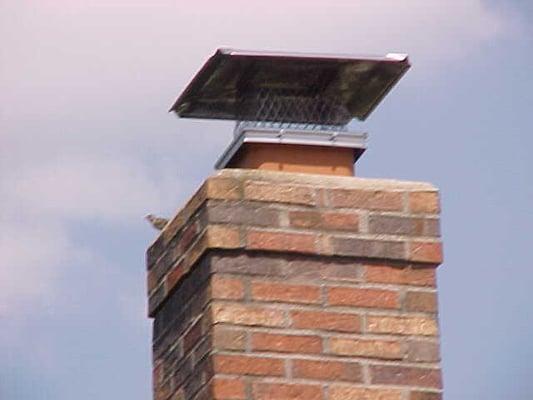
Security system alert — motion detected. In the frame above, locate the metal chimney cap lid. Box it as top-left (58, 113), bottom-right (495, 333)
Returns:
top-left (170, 48), bottom-right (410, 124)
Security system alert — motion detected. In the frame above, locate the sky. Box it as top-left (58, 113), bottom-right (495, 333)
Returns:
top-left (1, 1), bottom-right (532, 399)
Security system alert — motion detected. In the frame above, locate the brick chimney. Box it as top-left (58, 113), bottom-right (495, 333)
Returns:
top-left (146, 49), bottom-right (443, 400)
top-left (146, 169), bottom-right (443, 400)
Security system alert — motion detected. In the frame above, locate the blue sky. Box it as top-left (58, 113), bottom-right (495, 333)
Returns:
top-left (1, 1), bottom-right (532, 399)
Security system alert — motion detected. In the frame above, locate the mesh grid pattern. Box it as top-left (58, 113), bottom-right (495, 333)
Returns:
top-left (235, 88), bottom-right (351, 133)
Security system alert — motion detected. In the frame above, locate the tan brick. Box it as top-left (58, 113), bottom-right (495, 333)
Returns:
top-left (405, 291), bottom-right (438, 313)
top-left (370, 365), bottom-right (442, 389)
top-left (147, 269), bottom-right (159, 293)
top-left (211, 276), bottom-right (245, 300)
top-left (365, 264), bottom-right (436, 287)
top-left (251, 281), bottom-right (321, 304)
top-left (329, 386), bottom-right (402, 400)
top-left (212, 327), bottom-right (246, 351)
top-left (367, 315), bottom-right (438, 336)
top-left (211, 377), bottom-right (246, 399)
top-left (253, 382), bottom-right (323, 400)
top-left (409, 242), bottom-right (443, 264)
top-left (244, 181), bottom-right (316, 206)
top-left (213, 354), bottom-right (284, 376)
top-left (251, 332), bottom-right (322, 354)
top-left (289, 210), bottom-right (322, 229)
top-left (291, 310), bottom-right (361, 333)
top-left (206, 177), bottom-right (242, 200)
top-left (212, 303), bottom-right (285, 327)
top-left (162, 184), bottom-right (206, 243)
top-left (329, 338), bottom-right (404, 360)
top-left (409, 191), bottom-right (440, 214)
top-left (327, 287), bottom-right (400, 309)
top-left (329, 189), bottom-right (403, 211)
top-left (292, 359), bottom-right (363, 382)
top-left (410, 391), bottom-right (442, 400)
top-left (207, 225), bottom-right (241, 249)
top-left (247, 230), bottom-right (317, 253)
top-left (407, 340), bottom-right (441, 362)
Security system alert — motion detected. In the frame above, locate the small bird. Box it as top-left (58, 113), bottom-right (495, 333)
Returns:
top-left (145, 214), bottom-right (169, 231)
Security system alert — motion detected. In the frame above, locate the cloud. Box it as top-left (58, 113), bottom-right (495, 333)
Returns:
top-left (0, 222), bottom-right (69, 316)
top-left (7, 156), bottom-right (164, 222)
top-left (0, 0), bottom-right (517, 318)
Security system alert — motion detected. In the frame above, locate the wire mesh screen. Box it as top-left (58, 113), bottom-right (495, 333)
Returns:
top-left (234, 88), bottom-right (351, 133)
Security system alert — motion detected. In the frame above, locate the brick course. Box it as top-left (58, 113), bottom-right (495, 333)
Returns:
top-left (147, 169), bottom-right (444, 400)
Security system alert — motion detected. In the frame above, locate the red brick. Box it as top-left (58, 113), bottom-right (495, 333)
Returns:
top-left (165, 261), bottom-right (185, 293)
top-left (370, 365), bottom-right (442, 389)
top-left (251, 332), bottom-right (322, 354)
top-left (327, 287), bottom-right (400, 309)
top-left (329, 189), bottom-right (403, 211)
top-left (292, 359), bottom-right (363, 382)
top-left (329, 338), bottom-right (404, 360)
top-left (178, 221), bottom-right (199, 252)
top-left (289, 210), bottom-right (359, 232)
top-left (244, 181), bottom-right (316, 206)
top-left (322, 212), bottom-right (360, 231)
top-left (211, 303), bottom-right (285, 327)
top-left (409, 192), bottom-right (440, 214)
top-left (253, 382), bottom-right (323, 400)
top-left (183, 318), bottom-right (202, 354)
top-left (329, 387), bottom-right (402, 400)
top-left (211, 276), bottom-right (245, 300)
top-left (405, 291), bottom-right (438, 313)
top-left (211, 377), bottom-right (246, 399)
top-left (251, 281), bottom-right (321, 304)
top-left (213, 354), bottom-right (284, 376)
top-left (364, 264), bottom-right (436, 287)
top-left (291, 310), bottom-right (361, 333)
top-left (409, 242), bottom-right (443, 264)
top-left (247, 230), bottom-right (317, 253)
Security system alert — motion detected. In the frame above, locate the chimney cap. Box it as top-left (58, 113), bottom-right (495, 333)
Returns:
top-left (171, 48), bottom-right (410, 125)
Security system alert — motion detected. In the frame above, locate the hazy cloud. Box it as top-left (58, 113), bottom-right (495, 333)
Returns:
top-left (0, 0), bottom-right (517, 320)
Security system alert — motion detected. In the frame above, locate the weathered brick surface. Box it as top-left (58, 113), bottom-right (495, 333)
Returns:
top-left (147, 170), bottom-right (444, 400)
top-left (329, 338), bottom-right (404, 360)
top-left (329, 387), bottom-right (402, 400)
top-left (251, 332), bottom-right (322, 354)
top-left (370, 365), bottom-right (442, 389)
top-left (292, 359), bottom-right (363, 382)
top-left (290, 310), bottom-right (362, 333)
top-left (251, 281), bottom-right (321, 304)
top-left (327, 287), bottom-right (400, 309)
